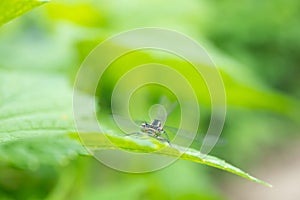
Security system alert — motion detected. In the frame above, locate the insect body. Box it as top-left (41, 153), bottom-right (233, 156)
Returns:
top-left (140, 119), bottom-right (170, 144)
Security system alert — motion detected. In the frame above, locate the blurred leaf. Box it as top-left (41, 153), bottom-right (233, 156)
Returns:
top-left (0, 69), bottom-right (84, 168)
top-left (0, 70), bottom-right (73, 143)
top-left (74, 131), bottom-right (271, 187)
top-left (204, 0), bottom-right (300, 93)
top-left (46, 2), bottom-right (104, 27)
top-left (0, 136), bottom-right (83, 169)
top-left (76, 38), bottom-right (300, 122)
top-left (0, 0), bottom-right (48, 26)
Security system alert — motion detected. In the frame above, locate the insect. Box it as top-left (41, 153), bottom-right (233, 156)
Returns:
top-left (126, 100), bottom-right (203, 146)
top-left (140, 119), bottom-right (170, 144)
top-left (118, 98), bottom-right (224, 147)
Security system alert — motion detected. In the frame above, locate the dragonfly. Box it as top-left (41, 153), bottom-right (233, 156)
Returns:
top-left (122, 100), bottom-right (179, 145)
top-left (121, 102), bottom-right (213, 147)
top-left (134, 117), bottom-right (226, 149)
top-left (139, 119), bottom-right (171, 144)
top-left (112, 98), bottom-right (224, 147)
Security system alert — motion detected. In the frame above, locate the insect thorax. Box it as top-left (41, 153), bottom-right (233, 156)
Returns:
top-left (140, 119), bottom-right (164, 135)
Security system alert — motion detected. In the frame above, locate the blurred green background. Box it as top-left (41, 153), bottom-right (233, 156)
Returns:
top-left (0, 0), bottom-right (299, 199)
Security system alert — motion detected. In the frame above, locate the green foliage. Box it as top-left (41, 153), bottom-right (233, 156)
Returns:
top-left (0, 70), bottom-right (72, 143)
top-left (204, 0), bottom-right (300, 94)
top-left (3, 0), bottom-right (300, 199)
top-left (0, 69), bottom-right (84, 168)
top-left (0, 67), bottom-right (270, 185)
top-left (0, 0), bottom-right (48, 26)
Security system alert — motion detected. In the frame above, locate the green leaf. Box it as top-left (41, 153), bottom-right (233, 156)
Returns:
top-left (0, 68), bottom-right (271, 186)
top-left (0, 70), bottom-right (73, 143)
top-left (0, 69), bottom-right (83, 168)
top-left (74, 131), bottom-right (272, 187)
top-left (76, 38), bottom-right (300, 122)
top-left (0, 135), bottom-right (83, 170)
top-left (0, 0), bottom-right (48, 26)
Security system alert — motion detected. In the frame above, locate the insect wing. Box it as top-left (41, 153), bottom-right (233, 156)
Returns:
top-left (164, 125), bottom-right (226, 147)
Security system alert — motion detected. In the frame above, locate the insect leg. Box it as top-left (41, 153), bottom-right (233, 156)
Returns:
top-left (157, 132), bottom-right (171, 146)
